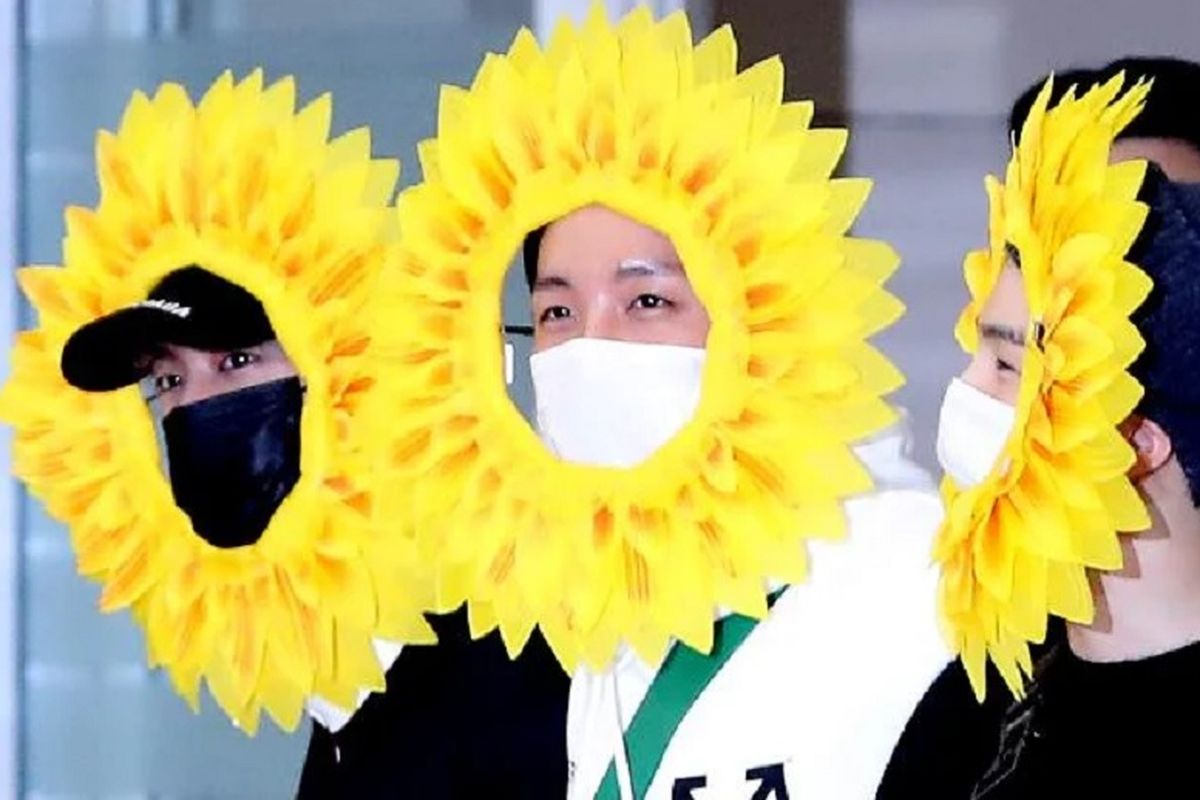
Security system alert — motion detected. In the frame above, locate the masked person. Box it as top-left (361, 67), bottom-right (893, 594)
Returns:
top-left (0, 69), bottom-right (457, 747)
top-left (60, 266), bottom-right (304, 544)
top-left (55, 263), bottom-right (568, 798)
top-left (0, 69), bottom-right (569, 794)
top-left (878, 76), bottom-right (1200, 798)
top-left (881, 60), bottom-right (1200, 796)
top-left (370, 6), bottom-right (950, 798)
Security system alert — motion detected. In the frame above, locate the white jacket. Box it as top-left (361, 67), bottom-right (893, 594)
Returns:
top-left (566, 431), bottom-right (948, 800)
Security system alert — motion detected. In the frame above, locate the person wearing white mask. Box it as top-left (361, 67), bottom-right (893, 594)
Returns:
top-left (370, 7), bottom-right (949, 798)
top-left (881, 75), bottom-right (1200, 798)
top-left (518, 202), bottom-right (948, 799)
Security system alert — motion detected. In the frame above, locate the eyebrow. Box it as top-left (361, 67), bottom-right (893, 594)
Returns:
top-left (615, 258), bottom-right (683, 279)
top-left (531, 258), bottom-right (683, 291)
top-left (532, 275), bottom-right (571, 291)
top-left (979, 322), bottom-right (1026, 347)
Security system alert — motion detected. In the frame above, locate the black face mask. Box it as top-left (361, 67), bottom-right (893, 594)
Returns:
top-left (162, 377), bottom-right (303, 549)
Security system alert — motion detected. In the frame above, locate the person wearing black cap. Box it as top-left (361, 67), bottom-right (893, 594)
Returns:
top-left (1009, 56), bottom-right (1200, 181)
top-left (61, 265), bottom-right (304, 550)
top-left (879, 172), bottom-right (1200, 798)
top-left (3, 68), bottom-right (569, 795)
top-left (64, 264), bottom-right (569, 798)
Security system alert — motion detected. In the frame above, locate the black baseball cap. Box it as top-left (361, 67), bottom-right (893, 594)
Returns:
top-left (61, 266), bottom-right (276, 392)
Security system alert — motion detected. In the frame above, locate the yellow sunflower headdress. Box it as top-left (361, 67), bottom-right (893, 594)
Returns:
top-left (0, 70), bottom-right (435, 733)
top-left (935, 74), bottom-right (1154, 700)
top-left (373, 3), bottom-right (905, 671)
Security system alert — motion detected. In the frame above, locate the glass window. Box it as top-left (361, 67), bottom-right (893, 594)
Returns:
top-left (17, 1), bottom-right (532, 796)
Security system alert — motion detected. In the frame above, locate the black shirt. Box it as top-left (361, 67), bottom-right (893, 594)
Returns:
top-left (879, 637), bottom-right (1200, 799)
top-left (296, 608), bottom-right (569, 799)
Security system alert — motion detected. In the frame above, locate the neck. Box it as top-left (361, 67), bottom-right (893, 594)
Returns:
top-left (1069, 495), bottom-right (1200, 663)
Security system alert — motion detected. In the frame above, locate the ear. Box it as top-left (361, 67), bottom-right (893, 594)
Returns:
top-left (1121, 415), bottom-right (1174, 481)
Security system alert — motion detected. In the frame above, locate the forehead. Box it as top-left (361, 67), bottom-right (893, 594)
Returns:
top-left (152, 341), bottom-right (274, 363)
top-left (979, 263), bottom-right (1029, 325)
top-left (538, 205), bottom-right (680, 269)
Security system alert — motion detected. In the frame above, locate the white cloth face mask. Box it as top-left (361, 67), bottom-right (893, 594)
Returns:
top-left (529, 337), bottom-right (706, 469)
top-left (936, 377), bottom-right (1017, 488)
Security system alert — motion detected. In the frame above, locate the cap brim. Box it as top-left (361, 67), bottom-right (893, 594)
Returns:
top-left (61, 307), bottom-right (191, 391)
top-left (61, 306), bottom-right (264, 392)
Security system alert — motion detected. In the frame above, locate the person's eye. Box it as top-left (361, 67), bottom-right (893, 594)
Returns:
top-left (997, 357), bottom-right (1019, 375)
top-left (630, 293), bottom-right (673, 311)
top-left (538, 305), bottom-right (572, 325)
top-left (152, 373), bottom-right (182, 396)
top-left (219, 351), bottom-right (260, 371)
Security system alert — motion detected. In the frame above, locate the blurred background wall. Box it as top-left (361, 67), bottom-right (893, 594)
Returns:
top-left (0, 0), bottom-right (1198, 797)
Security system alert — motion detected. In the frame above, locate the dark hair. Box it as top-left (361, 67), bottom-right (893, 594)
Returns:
top-left (522, 226), bottom-right (546, 289)
top-left (1008, 57), bottom-right (1200, 151)
top-left (1127, 167), bottom-right (1200, 503)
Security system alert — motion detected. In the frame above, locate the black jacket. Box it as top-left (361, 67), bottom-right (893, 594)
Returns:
top-left (879, 632), bottom-right (1200, 799)
top-left (296, 608), bottom-right (569, 799)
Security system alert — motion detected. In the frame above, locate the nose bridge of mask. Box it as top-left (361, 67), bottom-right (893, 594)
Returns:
top-left (529, 337), bottom-right (706, 469)
top-left (936, 377), bottom-right (1017, 488)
